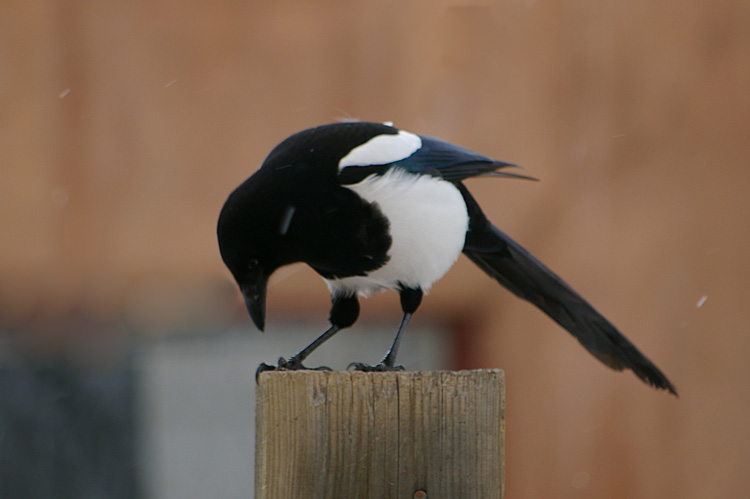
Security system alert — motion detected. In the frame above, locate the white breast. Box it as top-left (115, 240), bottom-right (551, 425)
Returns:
top-left (326, 169), bottom-right (469, 297)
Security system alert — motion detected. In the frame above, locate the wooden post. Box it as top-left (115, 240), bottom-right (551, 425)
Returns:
top-left (255, 370), bottom-right (505, 499)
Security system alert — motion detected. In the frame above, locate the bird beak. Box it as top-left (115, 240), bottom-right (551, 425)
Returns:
top-left (240, 262), bottom-right (269, 331)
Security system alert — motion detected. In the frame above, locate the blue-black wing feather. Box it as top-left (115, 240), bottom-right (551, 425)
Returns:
top-left (393, 136), bottom-right (523, 181)
top-left (339, 135), bottom-right (530, 184)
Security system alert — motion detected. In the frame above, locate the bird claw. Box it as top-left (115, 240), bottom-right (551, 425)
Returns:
top-left (347, 362), bottom-right (405, 372)
top-left (255, 357), bottom-right (332, 383)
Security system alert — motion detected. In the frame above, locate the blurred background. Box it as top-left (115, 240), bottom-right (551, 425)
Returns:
top-left (2, 0), bottom-right (749, 497)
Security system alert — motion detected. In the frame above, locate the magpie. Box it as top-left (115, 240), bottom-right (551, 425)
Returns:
top-left (217, 121), bottom-right (677, 395)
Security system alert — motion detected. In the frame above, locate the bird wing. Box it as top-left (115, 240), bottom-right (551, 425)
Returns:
top-left (393, 136), bottom-right (536, 182)
top-left (338, 135), bottom-right (535, 185)
top-left (458, 185), bottom-right (677, 395)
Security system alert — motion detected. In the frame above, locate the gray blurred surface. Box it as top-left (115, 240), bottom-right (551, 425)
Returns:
top-left (0, 362), bottom-right (137, 499)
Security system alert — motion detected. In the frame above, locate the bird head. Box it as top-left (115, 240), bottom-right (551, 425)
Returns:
top-left (217, 195), bottom-right (274, 331)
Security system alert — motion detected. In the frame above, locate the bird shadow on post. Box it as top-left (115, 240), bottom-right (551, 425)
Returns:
top-left (255, 370), bottom-right (505, 499)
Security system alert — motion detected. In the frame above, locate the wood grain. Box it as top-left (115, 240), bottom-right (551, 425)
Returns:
top-left (255, 370), bottom-right (505, 499)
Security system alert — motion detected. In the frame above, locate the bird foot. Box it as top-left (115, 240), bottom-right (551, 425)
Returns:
top-left (255, 357), bottom-right (331, 382)
top-left (347, 361), bottom-right (405, 372)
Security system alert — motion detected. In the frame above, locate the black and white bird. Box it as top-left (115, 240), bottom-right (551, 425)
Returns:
top-left (217, 121), bottom-right (677, 395)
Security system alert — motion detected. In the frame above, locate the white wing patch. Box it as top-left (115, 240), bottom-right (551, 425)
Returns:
top-left (339, 130), bottom-right (422, 170)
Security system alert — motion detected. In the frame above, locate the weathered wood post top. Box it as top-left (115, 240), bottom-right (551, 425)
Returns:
top-left (255, 369), bottom-right (505, 499)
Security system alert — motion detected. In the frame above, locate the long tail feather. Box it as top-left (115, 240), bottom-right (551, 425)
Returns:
top-left (459, 186), bottom-right (677, 395)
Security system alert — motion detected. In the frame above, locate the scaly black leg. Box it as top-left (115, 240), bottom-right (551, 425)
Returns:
top-left (256, 324), bottom-right (340, 379)
top-left (256, 294), bottom-right (360, 380)
top-left (349, 286), bottom-right (422, 372)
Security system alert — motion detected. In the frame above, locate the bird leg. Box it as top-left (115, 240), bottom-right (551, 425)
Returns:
top-left (348, 311), bottom-right (412, 371)
top-left (256, 325), bottom-right (340, 380)
top-left (348, 286), bottom-right (422, 372)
